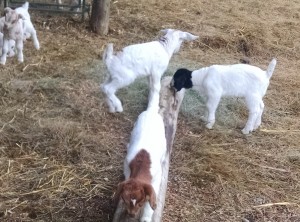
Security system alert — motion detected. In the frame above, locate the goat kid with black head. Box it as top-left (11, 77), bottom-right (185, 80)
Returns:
top-left (171, 59), bottom-right (277, 134)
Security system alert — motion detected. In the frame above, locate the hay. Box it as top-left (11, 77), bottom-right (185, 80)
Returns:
top-left (1, 0), bottom-right (300, 221)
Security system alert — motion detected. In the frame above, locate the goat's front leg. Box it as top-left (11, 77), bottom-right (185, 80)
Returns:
top-left (205, 95), bottom-right (221, 129)
top-left (147, 74), bottom-right (162, 110)
top-left (0, 39), bottom-right (9, 65)
top-left (15, 39), bottom-right (24, 63)
top-left (140, 173), bottom-right (161, 222)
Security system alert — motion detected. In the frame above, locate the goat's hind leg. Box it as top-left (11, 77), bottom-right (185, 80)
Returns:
top-left (101, 77), bottom-right (134, 113)
top-left (253, 100), bottom-right (264, 130)
top-left (101, 81), bottom-right (123, 113)
top-left (0, 39), bottom-right (9, 65)
top-left (205, 94), bottom-right (221, 129)
top-left (242, 96), bottom-right (261, 134)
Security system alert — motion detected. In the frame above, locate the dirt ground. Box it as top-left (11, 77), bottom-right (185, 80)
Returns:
top-left (0, 0), bottom-right (300, 221)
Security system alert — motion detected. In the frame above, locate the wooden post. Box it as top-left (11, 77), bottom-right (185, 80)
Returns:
top-left (90, 0), bottom-right (110, 35)
top-left (112, 77), bottom-right (186, 222)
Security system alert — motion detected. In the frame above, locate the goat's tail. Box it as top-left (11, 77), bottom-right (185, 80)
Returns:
top-left (102, 43), bottom-right (114, 67)
top-left (266, 58), bottom-right (277, 79)
top-left (22, 1), bottom-right (29, 10)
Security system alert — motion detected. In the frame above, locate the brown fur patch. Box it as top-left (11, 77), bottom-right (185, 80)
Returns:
top-left (129, 149), bottom-right (152, 182)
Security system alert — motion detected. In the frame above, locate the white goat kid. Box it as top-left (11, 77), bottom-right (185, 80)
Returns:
top-left (0, 8), bottom-right (25, 65)
top-left (171, 59), bottom-right (277, 134)
top-left (101, 29), bottom-right (198, 113)
top-left (15, 2), bottom-right (40, 50)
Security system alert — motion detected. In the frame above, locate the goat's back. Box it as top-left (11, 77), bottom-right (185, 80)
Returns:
top-left (126, 110), bottom-right (166, 165)
top-left (108, 41), bottom-right (169, 78)
top-left (193, 64), bottom-right (271, 97)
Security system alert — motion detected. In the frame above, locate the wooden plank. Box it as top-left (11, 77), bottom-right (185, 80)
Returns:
top-left (112, 76), bottom-right (185, 222)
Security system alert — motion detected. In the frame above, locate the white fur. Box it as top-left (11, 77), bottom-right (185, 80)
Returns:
top-left (187, 59), bottom-right (276, 134)
top-left (15, 2), bottom-right (40, 50)
top-left (124, 107), bottom-right (167, 221)
top-left (0, 32), bottom-right (16, 57)
top-left (101, 29), bottom-right (198, 113)
top-left (0, 9), bottom-right (24, 65)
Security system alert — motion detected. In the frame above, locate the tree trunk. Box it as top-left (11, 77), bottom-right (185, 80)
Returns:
top-left (112, 77), bottom-right (186, 222)
top-left (90, 0), bottom-right (110, 35)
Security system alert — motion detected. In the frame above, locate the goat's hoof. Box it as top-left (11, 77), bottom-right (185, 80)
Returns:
top-left (115, 106), bottom-right (123, 113)
top-left (205, 123), bottom-right (214, 129)
top-left (241, 128), bottom-right (251, 135)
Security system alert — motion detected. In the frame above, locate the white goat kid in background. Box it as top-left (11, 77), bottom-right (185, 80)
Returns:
top-left (114, 107), bottom-right (166, 221)
top-left (0, 8), bottom-right (25, 65)
top-left (171, 58), bottom-right (277, 134)
top-left (101, 29), bottom-right (198, 113)
top-left (15, 2), bottom-right (40, 50)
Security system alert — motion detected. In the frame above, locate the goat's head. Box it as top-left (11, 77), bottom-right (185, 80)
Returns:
top-left (114, 179), bottom-right (156, 217)
top-left (160, 29), bottom-right (198, 53)
top-left (3, 8), bottom-right (24, 31)
top-left (171, 68), bottom-right (193, 92)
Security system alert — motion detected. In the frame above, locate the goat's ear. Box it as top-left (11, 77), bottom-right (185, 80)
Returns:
top-left (160, 28), bottom-right (173, 34)
top-left (113, 182), bottom-right (125, 204)
top-left (143, 184), bottom-right (157, 210)
top-left (180, 32), bottom-right (199, 41)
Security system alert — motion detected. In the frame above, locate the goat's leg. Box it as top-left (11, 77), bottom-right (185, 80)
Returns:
top-left (147, 73), bottom-right (162, 110)
top-left (0, 39), bottom-right (9, 65)
top-left (101, 77), bottom-right (133, 113)
top-left (253, 100), bottom-right (264, 130)
top-left (242, 96), bottom-right (260, 134)
top-left (140, 173), bottom-right (161, 222)
top-left (205, 95), bottom-right (221, 129)
top-left (15, 39), bottom-right (24, 63)
top-left (30, 28), bottom-right (40, 50)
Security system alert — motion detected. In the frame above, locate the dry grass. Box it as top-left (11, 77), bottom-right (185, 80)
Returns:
top-left (0, 0), bottom-right (300, 221)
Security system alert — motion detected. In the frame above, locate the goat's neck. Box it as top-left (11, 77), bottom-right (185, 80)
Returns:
top-left (159, 36), bottom-right (179, 59)
top-left (191, 67), bottom-right (209, 86)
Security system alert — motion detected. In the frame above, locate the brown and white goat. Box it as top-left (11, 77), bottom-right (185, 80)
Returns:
top-left (114, 108), bottom-right (167, 222)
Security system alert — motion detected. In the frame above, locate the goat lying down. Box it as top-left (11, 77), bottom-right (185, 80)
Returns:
top-left (171, 58), bottom-right (277, 134)
top-left (101, 29), bottom-right (198, 113)
top-left (114, 107), bottom-right (167, 221)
